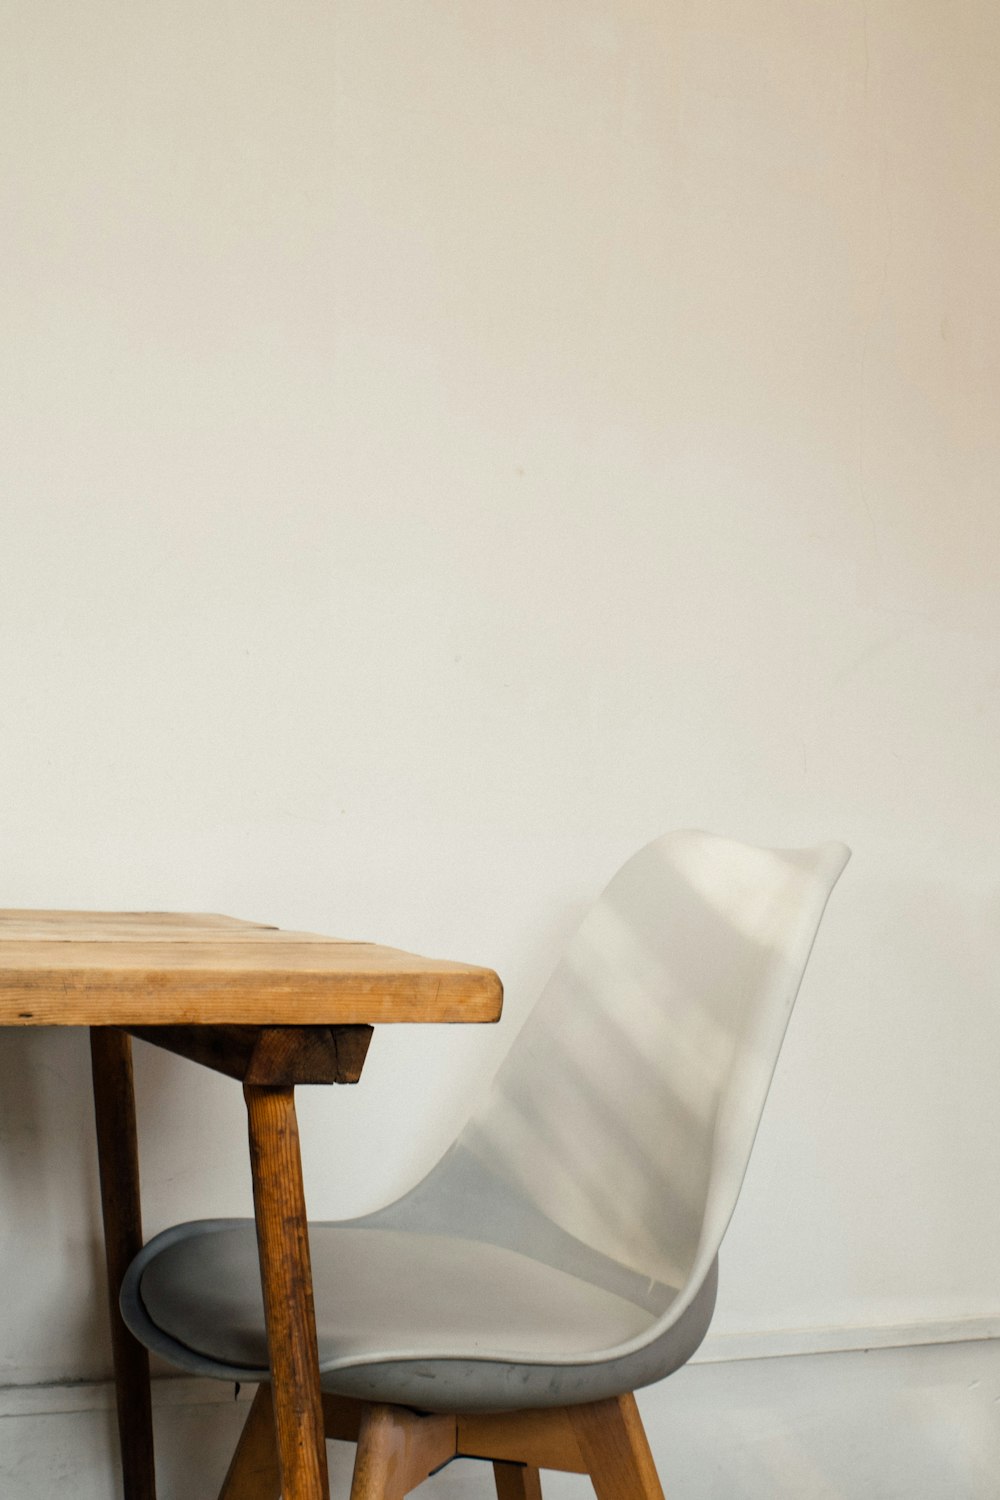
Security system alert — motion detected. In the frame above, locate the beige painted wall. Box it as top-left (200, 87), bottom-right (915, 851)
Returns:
top-left (1, 0), bottom-right (999, 1402)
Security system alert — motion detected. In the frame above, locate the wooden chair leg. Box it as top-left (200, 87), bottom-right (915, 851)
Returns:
top-left (493, 1462), bottom-right (543, 1500)
top-left (351, 1405), bottom-right (409, 1500)
top-left (218, 1384), bottom-right (282, 1500)
top-left (568, 1394), bottom-right (665, 1500)
top-left (245, 1084), bottom-right (329, 1500)
top-left (350, 1404), bottom-right (456, 1500)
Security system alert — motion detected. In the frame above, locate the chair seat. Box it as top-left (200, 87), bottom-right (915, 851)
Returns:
top-left (123, 1217), bottom-right (714, 1410)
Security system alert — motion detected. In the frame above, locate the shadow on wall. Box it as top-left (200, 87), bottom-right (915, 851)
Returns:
top-left (461, 836), bottom-right (846, 1295)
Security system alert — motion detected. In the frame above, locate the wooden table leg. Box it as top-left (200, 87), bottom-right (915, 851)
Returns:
top-left (244, 1083), bottom-right (329, 1500)
top-left (90, 1027), bottom-right (157, 1500)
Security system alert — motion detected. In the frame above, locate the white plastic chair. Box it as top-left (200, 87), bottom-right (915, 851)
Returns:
top-left (122, 831), bottom-right (850, 1500)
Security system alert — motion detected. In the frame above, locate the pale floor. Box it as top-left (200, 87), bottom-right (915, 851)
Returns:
top-left (1, 1340), bottom-right (998, 1500)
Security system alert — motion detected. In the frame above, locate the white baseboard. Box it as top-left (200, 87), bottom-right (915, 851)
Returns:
top-left (2, 1318), bottom-right (998, 1418)
top-left (694, 1314), bottom-right (1000, 1364)
top-left (0, 1374), bottom-right (253, 1420)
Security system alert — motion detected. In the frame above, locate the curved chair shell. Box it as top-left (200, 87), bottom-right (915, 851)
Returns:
top-left (121, 831), bottom-right (849, 1414)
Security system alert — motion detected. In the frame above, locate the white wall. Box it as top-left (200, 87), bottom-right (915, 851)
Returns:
top-left (1, 0), bottom-right (999, 1480)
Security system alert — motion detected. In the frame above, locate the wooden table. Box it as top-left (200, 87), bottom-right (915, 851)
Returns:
top-left (0, 910), bottom-right (503, 1500)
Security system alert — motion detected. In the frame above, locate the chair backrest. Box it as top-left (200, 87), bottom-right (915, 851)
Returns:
top-left (457, 831), bottom-right (850, 1302)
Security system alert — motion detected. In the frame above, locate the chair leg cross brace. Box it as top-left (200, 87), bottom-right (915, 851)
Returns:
top-left (220, 1387), bottom-right (666, 1500)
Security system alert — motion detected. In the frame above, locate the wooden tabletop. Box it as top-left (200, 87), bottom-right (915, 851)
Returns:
top-left (0, 910), bottom-right (503, 1027)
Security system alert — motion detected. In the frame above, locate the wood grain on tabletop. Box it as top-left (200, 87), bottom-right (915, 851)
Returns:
top-left (0, 910), bottom-right (503, 1026)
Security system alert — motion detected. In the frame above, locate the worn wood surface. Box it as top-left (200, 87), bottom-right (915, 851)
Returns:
top-left (568, 1394), bottom-right (665, 1500)
top-left (245, 1085), bottom-right (329, 1500)
top-left (90, 1027), bottom-right (157, 1500)
top-left (2, 911), bottom-right (268, 931)
top-left (0, 911), bottom-right (501, 1026)
top-left (128, 1023), bottom-right (373, 1085)
top-left (217, 1384), bottom-right (282, 1500)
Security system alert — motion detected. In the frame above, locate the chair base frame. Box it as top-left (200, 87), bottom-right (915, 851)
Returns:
top-left (219, 1383), bottom-right (665, 1500)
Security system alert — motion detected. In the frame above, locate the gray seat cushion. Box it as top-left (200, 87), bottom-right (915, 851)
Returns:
top-left (124, 1218), bottom-right (717, 1411)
